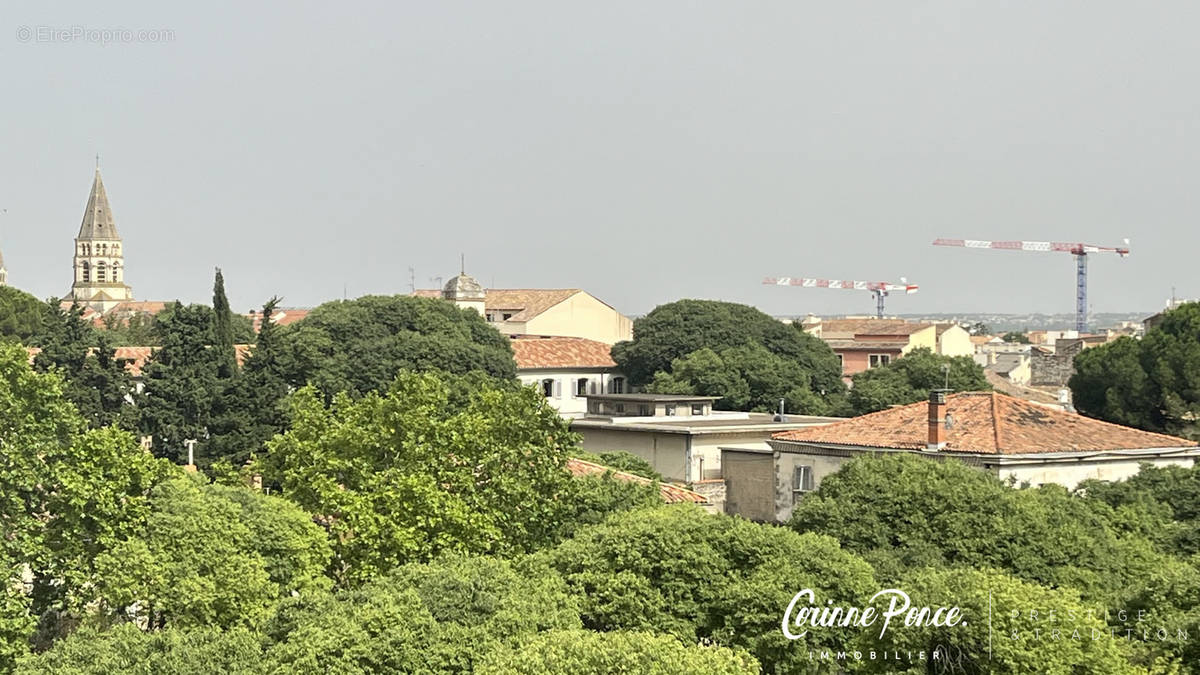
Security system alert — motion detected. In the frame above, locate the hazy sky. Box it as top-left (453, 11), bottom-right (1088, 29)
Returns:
top-left (4, 2), bottom-right (1197, 318)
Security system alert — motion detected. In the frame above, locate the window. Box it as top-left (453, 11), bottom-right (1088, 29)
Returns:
top-left (541, 379), bottom-right (555, 398)
top-left (81, 261), bottom-right (90, 282)
top-left (691, 404), bottom-right (705, 416)
top-left (502, 313), bottom-right (513, 321)
top-left (835, 353), bottom-right (844, 368)
top-left (96, 262), bottom-right (107, 282)
top-left (637, 404), bottom-right (651, 416)
top-left (614, 403), bottom-right (625, 414)
top-left (665, 404), bottom-right (676, 416)
top-left (576, 378), bottom-right (589, 397)
top-left (792, 465), bottom-right (815, 504)
top-left (609, 377), bottom-right (626, 394)
top-left (869, 354), bottom-right (891, 368)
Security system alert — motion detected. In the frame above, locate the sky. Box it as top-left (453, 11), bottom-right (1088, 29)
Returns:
top-left (3, 1), bottom-right (1198, 318)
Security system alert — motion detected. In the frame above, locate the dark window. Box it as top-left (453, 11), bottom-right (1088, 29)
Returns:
top-left (665, 405), bottom-right (676, 416)
top-left (637, 404), bottom-right (651, 416)
top-left (869, 354), bottom-right (891, 368)
top-left (576, 378), bottom-right (589, 397)
top-left (502, 313), bottom-right (513, 320)
top-left (691, 404), bottom-right (705, 415)
top-left (792, 465), bottom-right (815, 504)
top-left (614, 403), bottom-right (625, 414)
top-left (610, 377), bottom-right (626, 394)
top-left (541, 379), bottom-right (554, 398)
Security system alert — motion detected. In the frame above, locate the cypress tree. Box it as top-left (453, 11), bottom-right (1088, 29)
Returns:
top-left (212, 268), bottom-right (236, 379)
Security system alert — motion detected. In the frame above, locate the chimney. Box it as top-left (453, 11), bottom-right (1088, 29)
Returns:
top-left (927, 390), bottom-right (949, 450)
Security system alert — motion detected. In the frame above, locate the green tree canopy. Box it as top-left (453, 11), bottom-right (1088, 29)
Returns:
top-left (476, 630), bottom-right (759, 675)
top-left (856, 567), bottom-right (1140, 674)
top-left (1071, 302), bottom-right (1200, 439)
top-left (547, 504), bottom-right (876, 673)
top-left (847, 347), bottom-right (989, 415)
top-left (612, 300), bottom-right (845, 412)
top-left (92, 474), bottom-right (331, 632)
top-left (0, 286), bottom-right (45, 343)
top-left (789, 454), bottom-right (1166, 603)
top-left (276, 295), bottom-right (516, 398)
top-left (1002, 330), bottom-right (1031, 343)
top-left (136, 303), bottom-right (222, 465)
top-left (33, 302), bottom-right (137, 430)
top-left (259, 371), bottom-right (580, 585)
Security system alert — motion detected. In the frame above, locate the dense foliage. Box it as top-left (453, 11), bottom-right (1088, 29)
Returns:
top-left (276, 295), bottom-right (516, 397)
top-left (0, 287), bottom-right (45, 343)
top-left (32, 302), bottom-right (137, 430)
top-left (1071, 301), bottom-right (1200, 439)
top-left (847, 347), bottom-right (989, 414)
top-left (614, 300), bottom-right (845, 414)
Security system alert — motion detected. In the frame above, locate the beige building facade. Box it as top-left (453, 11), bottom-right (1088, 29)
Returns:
top-left (418, 276), bottom-right (632, 345)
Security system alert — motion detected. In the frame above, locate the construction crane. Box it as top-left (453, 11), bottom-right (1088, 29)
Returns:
top-left (932, 238), bottom-right (1130, 333)
top-left (762, 277), bottom-right (919, 319)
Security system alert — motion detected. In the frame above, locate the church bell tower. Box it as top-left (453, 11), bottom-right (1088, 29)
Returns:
top-left (71, 166), bottom-right (134, 313)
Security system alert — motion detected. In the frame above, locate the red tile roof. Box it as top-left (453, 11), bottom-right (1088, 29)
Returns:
top-left (565, 458), bottom-right (708, 504)
top-left (772, 391), bottom-right (1197, 455)
top-left (510, 336), bottom-right (616, 370)
top-left (245, 308), bottom-right (310, 333)
top-left (819, 319), bottom-right (933, 336)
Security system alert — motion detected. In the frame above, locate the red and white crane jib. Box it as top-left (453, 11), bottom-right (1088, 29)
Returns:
top-left (761, 277), bottom-right (919, 294)
top-left (931, 238), bottom-right (1130, 257)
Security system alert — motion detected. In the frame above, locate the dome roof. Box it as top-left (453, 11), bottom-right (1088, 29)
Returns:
top-left (442, 273), bottom-right (485, 300)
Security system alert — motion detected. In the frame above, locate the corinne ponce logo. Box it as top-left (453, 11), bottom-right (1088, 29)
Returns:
top-left (781, 588), bottom-right (966, 640)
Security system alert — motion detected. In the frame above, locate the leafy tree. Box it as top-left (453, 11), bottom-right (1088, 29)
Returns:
top-left (857, 567), bottom-right (1140, 674)
top-left (97, 310), bottom-right (157, 347)
top-left (206, 298), bottom-right (293, 468)
top-left (277, 295), bottom-right (515, 398)
top-left (1078, 463), bottom-right (1200, 556)
top-left (16, 624), bottom-right (266, 675)
top-left (476, 630), bottom-right (759, 675)
top-left (1071, 302), bottom-right (1200, 438)
top-left (789, 454), bottom-right (1165, 603)
top-left (1002, 330), bottom-right (1030, 344)
top-left (613, 299), bottom-right (845, 410)
top-left (0, 343), bottom-right (179, 665)
top-left (0, 286), bottom-right (45, 342)
top-left (259, 371), bottom-right (580, 584)
top-left (33, 302), bottom-right (137, 430)
top-left (547, 504), bottom-right (876, 673)
top-left (848, 347), bottom-right (989, 415)
top-left (92, 474), bottom-right (329, 631)
top-left (137, 303), bottom-right (222, 464)
top-left (647, 344), bottom-right (839, 415)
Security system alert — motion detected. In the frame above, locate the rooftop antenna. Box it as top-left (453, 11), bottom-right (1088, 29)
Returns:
top-left (95, 153), bottom-right (100, 169)
top-left (460, 253), bottom-right (465, 275)
top-left (409, 267), bottom-right (416, 294)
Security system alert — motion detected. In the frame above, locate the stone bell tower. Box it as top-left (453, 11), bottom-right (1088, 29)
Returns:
top-left (71, 166), bottom-right (134, 313)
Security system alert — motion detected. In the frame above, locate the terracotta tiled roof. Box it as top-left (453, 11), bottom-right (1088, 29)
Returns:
top-left (511, 336), bottom-right (616, 370)
top-left (565, 458), bottom-right (708, 504)
top-left (772, 391), bottom-right (1197, 455)
top-left (820, 319), bottom-right (932, 336)
top-left (245, 308), bottom-right (310, 333)
top-left (413, 288), bottom-right (581, 322)
top-left (970, 335), bottom-right (996, 346)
